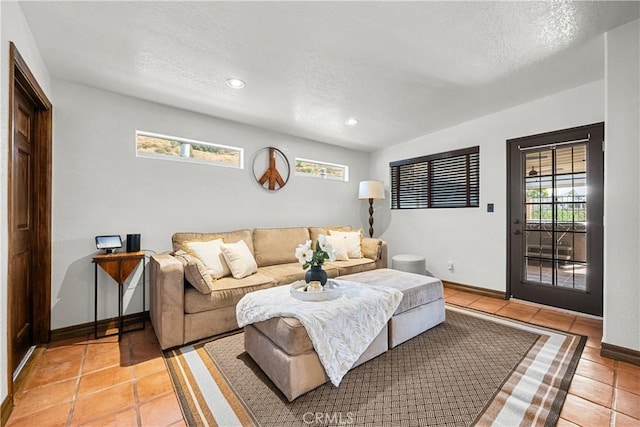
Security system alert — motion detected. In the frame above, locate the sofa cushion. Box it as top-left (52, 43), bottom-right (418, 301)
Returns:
top-left (185, 239), bottom-right (230, 279)
top-left (220, 240), bottom-right (258, 279)
top-left (173, 250), bottom-right (215, 294)
top-left (172, 229), bottom-right (254, 254)
top-left (309, 225), bottom-right (351, 249)
top-left (253, 227), bottom-right (310, 267)
top-left (327, 258), bottom-right (376, 276)
top-left (327, 229), bottom-right (363, 259)
top-left (259, 262), bottom-right (339, 285)
top-left (184, 273), bottom-right (276, 314)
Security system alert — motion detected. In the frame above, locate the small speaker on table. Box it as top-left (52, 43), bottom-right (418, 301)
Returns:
top-left (126, 234), bottom-right (141, 252)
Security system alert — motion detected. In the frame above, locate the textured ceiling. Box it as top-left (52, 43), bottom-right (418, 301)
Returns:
top-left (19, 1), bottom-right (640, 152)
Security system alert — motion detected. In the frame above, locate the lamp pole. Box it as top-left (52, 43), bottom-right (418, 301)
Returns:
top-left (359, 180), bottom-right (384, 238)
top-left (368, 198), bottom-right (375, 238)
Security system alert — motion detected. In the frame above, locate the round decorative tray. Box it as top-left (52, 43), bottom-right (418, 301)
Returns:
top-left (290, 280), bottom-right (340, 302)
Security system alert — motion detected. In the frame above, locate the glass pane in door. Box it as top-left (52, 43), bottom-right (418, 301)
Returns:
top-left (522, 144), bottom-right (588, 291)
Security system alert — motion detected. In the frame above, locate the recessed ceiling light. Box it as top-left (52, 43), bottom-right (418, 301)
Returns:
top-left (226, 78), bottom-right (245, 89)
top-left (345, 118), bottom-right (359, 126)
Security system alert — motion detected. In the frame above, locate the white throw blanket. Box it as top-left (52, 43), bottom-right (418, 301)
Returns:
top-left (236, 280), bottom-right (403, 386)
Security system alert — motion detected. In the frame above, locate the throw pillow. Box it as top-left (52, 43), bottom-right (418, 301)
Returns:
top-left (173, 250), bottom-right (216, 294)
top-left (186, 239), bottom-right (230, 279)
top-left (325, 234), bottom-right (349, 261)
top-left (328, 229), bottom-right (363, 259)
top-left (220, 240), bottom-right (258, 279)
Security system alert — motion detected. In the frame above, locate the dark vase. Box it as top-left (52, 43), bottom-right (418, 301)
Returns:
top-left (305, 265), bottom-right (327, 286)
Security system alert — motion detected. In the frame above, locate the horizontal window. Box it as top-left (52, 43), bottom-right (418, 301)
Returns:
top-left (295, 158), bottom-right (349, 182)
top-left (390, 146), bottom-right (479, 209)
top-left (136, 131), bottom-right (243, 169)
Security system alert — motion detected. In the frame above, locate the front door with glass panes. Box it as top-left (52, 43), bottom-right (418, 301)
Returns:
top-left (507, 123), bottom-right (604, 316)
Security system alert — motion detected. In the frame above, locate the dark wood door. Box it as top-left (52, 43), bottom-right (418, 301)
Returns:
top-left (507, 123), bottom-right (604, 316)
top-left (10, 83), bottom-right (36, 373)
top-left (6, 44), bottom-right (53, 406)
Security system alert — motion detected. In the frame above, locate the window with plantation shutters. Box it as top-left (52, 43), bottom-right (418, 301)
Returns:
top-left (390, 146), bottom-right (479, 209)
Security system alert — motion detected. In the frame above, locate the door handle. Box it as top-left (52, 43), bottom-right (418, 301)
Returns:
top-left (512, 230), bottom-right (522, 235)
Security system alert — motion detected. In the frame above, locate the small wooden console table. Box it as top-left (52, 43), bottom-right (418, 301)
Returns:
top-left (92, 251), bottom-right (145, 341)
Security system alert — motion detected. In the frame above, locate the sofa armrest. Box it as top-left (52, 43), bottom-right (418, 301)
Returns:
top-left (362, 238), bottom-right (388, 269)
top-left (149, 253), bottom-right (185, 349)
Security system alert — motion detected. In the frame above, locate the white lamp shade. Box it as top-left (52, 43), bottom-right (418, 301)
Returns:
top-left (358, 180), bottom-right (385, 200)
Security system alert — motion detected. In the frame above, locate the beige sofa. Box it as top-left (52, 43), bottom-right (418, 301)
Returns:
top-left (149, 226), bottom-right (387, 349)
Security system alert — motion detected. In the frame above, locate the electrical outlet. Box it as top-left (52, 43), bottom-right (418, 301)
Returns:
top-left (447, 261), bottom-right (454, 271)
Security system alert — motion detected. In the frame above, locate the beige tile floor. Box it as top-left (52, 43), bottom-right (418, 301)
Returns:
top-left (5, 289), bottom-right (639, 426)
top-left (6, 326), bottom-right (184, 427)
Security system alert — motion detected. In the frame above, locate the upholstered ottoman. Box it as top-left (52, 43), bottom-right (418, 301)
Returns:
top-left (341, 268), bottom-right (445, 347)
top-left (392, 254), bottom-right (427, 275)
top-left (243, 268), bottom-right (444, 401)
top-left (244, 319), bottom-right (388, 401)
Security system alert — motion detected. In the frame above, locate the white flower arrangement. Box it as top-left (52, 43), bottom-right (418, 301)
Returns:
top-left (294, 234), bottom-right (338, 269)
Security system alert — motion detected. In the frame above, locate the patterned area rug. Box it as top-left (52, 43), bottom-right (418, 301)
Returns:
top-left (164, 307), bottom-right (585, 427)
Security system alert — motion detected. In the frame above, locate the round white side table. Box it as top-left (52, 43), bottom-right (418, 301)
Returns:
top-left (392, 254), bottom-right (426, 275)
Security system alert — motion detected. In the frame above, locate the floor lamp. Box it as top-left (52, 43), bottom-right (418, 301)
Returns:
top-left (359, 180), bottom-right (385, 238)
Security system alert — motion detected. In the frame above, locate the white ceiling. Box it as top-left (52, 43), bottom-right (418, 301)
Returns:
top-left (19, 1), bottom-right (640, 152)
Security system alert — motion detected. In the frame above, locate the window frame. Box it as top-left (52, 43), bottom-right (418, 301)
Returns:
top-left (390, 146), bottom-right (479, 209)
top-left (135, 130), bottom-right (244, 169)
top-left (294, 157), bottom-right (349, 182)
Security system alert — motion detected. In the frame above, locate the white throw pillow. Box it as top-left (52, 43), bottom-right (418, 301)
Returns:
top-left (186, 239), bottom-right (231, 279)
top-left (220, 240), bottom-right (258, 279)
top-left (326, 235), bottom-right (349, 261)
top-left (328, 230), bottom-right (363, 259)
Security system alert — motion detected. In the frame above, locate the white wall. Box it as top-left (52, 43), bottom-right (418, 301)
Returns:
top-left (0, 1), bottom-right (52, 404)
top-left (370, 80), bottom-right (604, 291)
top-left (51, 80), bottom-right (370, 330)
top-left (603, 19), bottom-right (640, 351)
